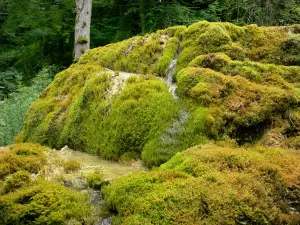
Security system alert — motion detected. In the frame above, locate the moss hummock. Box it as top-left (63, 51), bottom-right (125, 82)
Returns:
top-left (0, 143), bottom-right (93, 225)
top-left (19, 21), bottom-right (300, 167)
top-left (104, 144), bottom-right (300, 224)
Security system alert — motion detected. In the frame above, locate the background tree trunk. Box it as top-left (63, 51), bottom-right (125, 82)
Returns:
top-left (74, 0), bottom-right (92, 61)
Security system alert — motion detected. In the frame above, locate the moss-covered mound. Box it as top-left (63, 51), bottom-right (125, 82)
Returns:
top-left (104, 144), bottom-right (300, 224)
top-left (0, 143), bottom-right (47, 179)
top-left (0, 143), bottom-right (93, 225)
top-left (19, 21), bottom-right (300, 167)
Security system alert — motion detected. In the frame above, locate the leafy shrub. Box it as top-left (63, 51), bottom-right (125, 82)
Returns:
top-left (1, 171), bottom-right (30, 194)
top-left (0, 143), bottom-right (47, 179)
top-left (86, 171), bottom-right (106, 189)
top-left (0, 67), bottom-right (21, 100)
top-left (104, 144), bottom-right (300, 224)
top-left (0, 67), bottom-right (52, 146)
top-left (63, 160), bottom-right (81, 173)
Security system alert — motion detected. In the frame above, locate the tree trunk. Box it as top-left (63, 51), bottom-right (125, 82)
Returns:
top-left (74, 0), bottom-right (92, 61)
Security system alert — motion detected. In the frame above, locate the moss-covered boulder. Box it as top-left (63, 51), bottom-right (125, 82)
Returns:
top-left (18, 21), bottom-right (300, 167)
top-left (104, 144), bottom-right (300, 224)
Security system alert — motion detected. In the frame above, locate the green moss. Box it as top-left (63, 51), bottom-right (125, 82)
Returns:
top-left (80, 30), bottom-right (175, 75)
top-left (101, 77), bottom-right (179, 161)
top-left (104, 144), bottom-right (300, 224)
top-left (20, 21), bottom-right (300, 166)
top-left (0, 179), bottom-right (92, 225)
top-left (20, 66), bottom-right (179, 166)
top-left (63, 160), bottom-right (81, 173)
top-left (176, 66), bottom-right (299, 143)
top-left (0, 144), bottom-right (47, 179)
top-left (154, 37), bottom-right (180, 76)
top-left (0, 143), bottom-right (93, 224)
top-left (76, 37), bottom-right (89, 44)
top-left (86, 171), bottom-right (106, 189)
top-left (1, 171), bottom-right (30, 194)
top-left (281, 34), bottom-right (300, 66)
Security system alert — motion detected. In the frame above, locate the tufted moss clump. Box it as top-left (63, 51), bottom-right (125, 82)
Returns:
top-left (189, 52), bottom-right (300, 86)
top-left (0, 179), bottom-right (92, 225)
top-left (79, 28), bottom-right (182, 75)
top-left (177, 66), bottom-right (299, 144)
top-left (76, 37), bottom-right (89, 44)
top-left (0, 143), bottom-right (93, 225)
top-left (19, 62), bottom-right (180, 165)
top-left (1, 170), bottom-right (31, 194)
top-left (86, 171), bottom-right (106, 189)
top-left (104, 144), bottom-right (300, 224)
top-left (100, 76), bottom-right (180, 161)
top-left (0, 143), bottom-right (47, 179)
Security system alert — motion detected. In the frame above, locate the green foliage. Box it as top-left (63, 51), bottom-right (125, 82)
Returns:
top-left (63, 160), bottom-right (81, 173)
top-left (0, 0), bottom-right (75, 80)
top-left (0, 67), bottom-right (52, 146)
top-left (0, 68), bottom-right (21, 100)
top-left (104, 144), bottom-right (300, 224)
top-left (0, 143), bottom-right (47, 179)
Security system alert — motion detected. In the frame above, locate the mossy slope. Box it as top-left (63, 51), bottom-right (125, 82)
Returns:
top-left (19, 21), bottom-right (300, 167)
top-left (104, 144), bottom-right (300, 224)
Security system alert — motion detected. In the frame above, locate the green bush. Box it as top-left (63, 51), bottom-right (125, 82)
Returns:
top-left (0, 67), bottom-right (52, 146)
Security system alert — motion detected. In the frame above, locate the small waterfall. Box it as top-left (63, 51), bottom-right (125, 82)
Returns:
top-left (167, 59), bottom-right (178, 99)
top-left (162, 43), bottom-right (189, 145)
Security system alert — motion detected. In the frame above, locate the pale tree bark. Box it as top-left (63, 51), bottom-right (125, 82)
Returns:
top-left (74, 0), bottom-right (92, 61)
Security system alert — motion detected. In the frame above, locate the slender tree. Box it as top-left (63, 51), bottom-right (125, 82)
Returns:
top-left (74, 0), bottom-right (92, 60)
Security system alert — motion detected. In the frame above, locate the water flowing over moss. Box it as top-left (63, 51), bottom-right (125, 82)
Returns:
top-left (19, 21), bottom-right (300, 168)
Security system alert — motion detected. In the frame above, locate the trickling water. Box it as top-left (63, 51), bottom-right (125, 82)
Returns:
top-left (167, 59), bottom-right (178, 99)
top-left (163, 44), bottom-right (189, 145)
top-left (45, 149), bottom-right (145, 225)
top-left (101, 217), bottom-right (112, 225)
